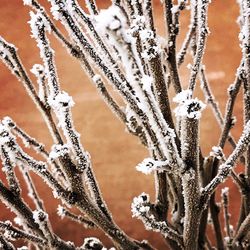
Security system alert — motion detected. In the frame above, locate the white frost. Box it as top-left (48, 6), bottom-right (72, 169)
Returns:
top-left (30, 64), bottom-right (44, 77)
top-left (221, 187), bottom-right (229, 196)
top-left (94, 6), bottom-right (126, 33)
top-left (14, 216), bottom-right (23, 226)
top-left (173, 89), bottom-right (192, 104)
top-left (50, 5), bottom-right (61, 21)
top-left (131, 193), bottom-right (150, 218)
top-left (48, 91), bottom-right (75, 110)
top-left (141, 75), bottom-right (153, 92)
top-left (171, 5), bottom-right (179, 14)
top-left (136, 158), bottom-right (169, 175)
top-left (173, 90), bottom-right (206, 119)
top-left (33, 209), bottom-right (48, 224)
top-left (92, 74), bottom-right (101, 83)
top-left (210, 146), bottom-right (224, 160)
top-left (57, 205), bottom-right (66, 218)
top-left (23, 0), bottom-right (32, 6)
top-left (49, 144), bottom-right (70, 160)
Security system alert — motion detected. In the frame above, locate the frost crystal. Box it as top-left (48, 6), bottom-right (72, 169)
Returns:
top-left (14, 217), bottom-right (23, 226)
top-left (210, 146), bottom-right (224, 159)
top-left (33, 210), bottom-right (48, 224)
top-left (139, 29), bottom-right (154, 42)
top-left (173, 89), bottom-right (192, 104)
top-left (221, 187), bottom-right (229, 196)
top-left (171, 5), bottom-right (179, 14)
top-left (131, 193), bottom-right (150, 218)
top-left (49, 144), bottom-right (70, 160)
top-left (136, 158), bottom-right (169, 175)
top-left (173, 90), bottom-right (206, 119)
top-left (30, 64), bottom-right (44, 77)
top-left (49, 92), bottom-right (75, 110)
top-left (94, 6), bottom-right (126, 33)
top-left (29, 11), bottom-right (51, 36)
top-left (92, 74), bottom-right (101, 83)
top-left (82, 237), bottom-right (104, 249)
top-left (141, 75), bottom-right (153, 92)
top-left (130, 16), bottom-right (146, 33)
top-left (23, 0), bottom-right (32, 6)
top-left (57, 205), bottom-right (66, 218)
top-left (51, 5), bottom-right (61, 20)
top-left (0, 124), bottom-right (12, 146)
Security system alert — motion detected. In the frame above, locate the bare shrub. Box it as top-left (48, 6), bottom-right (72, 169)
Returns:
top-left (0, 0), bottom-right (249, 249)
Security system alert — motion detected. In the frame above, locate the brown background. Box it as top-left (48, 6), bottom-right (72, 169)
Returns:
top-left (0, 0), bottom-right (244, 249)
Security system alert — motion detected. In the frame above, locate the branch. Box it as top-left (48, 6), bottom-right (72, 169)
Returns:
top-left (131, 193), bottom-right (183, 248)
top-left (202, 120), bottom-right (250, 200)
top-left (0, 221), bottom-right (47, 246)
top-left (200, 67), bottom-right (238, 150)
top-left (0, 235), bottom-right (15, 250)
top-left (57, 205), bottom-right (96, 228)
top-left (233, 212), bottom-right (250, 247)
top-left (221, 188), bottom-right (233, 247)
top-left (163, 0), bottom-right (182, 93)
top-left (188, 0), bottom-right (210, 93)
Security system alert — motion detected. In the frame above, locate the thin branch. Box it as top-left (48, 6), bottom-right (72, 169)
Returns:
top-left (202, 120), bottom-right (250, 199)
top-left (131, 193), bottom-right (184, 248)
top-left (0, 221), bottom-right (47, 246)
top-left (163, 0), bottom-right (182, 93)
top-left (233, 212), bottom-right (250, 247)
top-left (20, 166), bottom-right (45, 211)
top-left (221, 188), bottom-right (233, 246)
top-left (177, 24), bottom-right (195, 67)
top-left (85, 0), bottom-right (98, 15)
top-left (188, 0), bottom-right (209, 93)
top-left (200, 67), bottom-right (238, 149)
top-left (57, 205), bottom-right (96, 228)
top-left (0, 235), bottom-right (15, 250)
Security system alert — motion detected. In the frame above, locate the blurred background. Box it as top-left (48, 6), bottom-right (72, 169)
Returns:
top-left (0, 0), bottom-right (243, 249)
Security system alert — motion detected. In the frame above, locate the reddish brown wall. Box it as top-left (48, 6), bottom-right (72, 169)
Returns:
top-left (0, 1), bottom-right (243, 249)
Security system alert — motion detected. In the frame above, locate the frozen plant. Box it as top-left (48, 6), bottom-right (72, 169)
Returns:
top-left (0, 0), bottom-right (250, 249)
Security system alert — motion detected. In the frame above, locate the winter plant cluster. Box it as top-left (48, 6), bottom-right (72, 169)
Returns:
top-left (0, 0), bottom-right (250, 249)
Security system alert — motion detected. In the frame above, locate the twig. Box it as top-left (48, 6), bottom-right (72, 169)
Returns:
top-left (0, 221), bottom-right (47, 246)
top-left (233, 212), bottom-right (250, 247)
top-left (57, 205), bottom-right (96, 228)
top-left (131, 193), bottom-right (184, 248)
top-left (188, 0), bottom-right (209, 93)
top-left (85, 0), bottom-right (98, 15)
top-left (163, 0), bottom-right (182, 93)
top-left (202, 120), bottom-right (250, 199)
top-left (200, 67), bottom-right (238, 150)
top-left (221, 188), bottom-right (233, 246)
top-left (0, 235), bottom-right (15, 250)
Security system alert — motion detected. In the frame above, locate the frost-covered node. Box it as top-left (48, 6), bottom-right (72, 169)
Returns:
top-left (210, 146), bottom-right (225, 160)
top-left (81, 237), bottom-right (105, 250)
top-left (23, 0), bottom-right (32, 6)
top-left (30, 64), bottom-right (44, 77)
top-left (173, 89), bottom-right (206, 119)
top-left (131, 193), bottom-right (150, 219)
top-left (94, 5), bottom-right (126, 33)
top-left (49, 144), bottom-right (70, 160)
top-left (48, 91), bottom-right (75, 111)
top-left (33, 210), bottom-right (48, 224)
top-left (136, 158), bottom-right (170, 175)
top-left (57, 205), bottom-right (66, 218)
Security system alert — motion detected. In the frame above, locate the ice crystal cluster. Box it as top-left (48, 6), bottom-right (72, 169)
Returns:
top-left (0, 0), bottom-right (250, 249)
